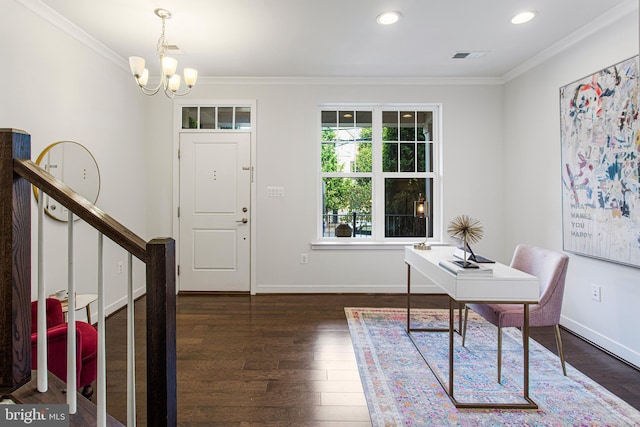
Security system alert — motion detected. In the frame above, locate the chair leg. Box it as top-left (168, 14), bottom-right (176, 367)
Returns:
top-left (497, 327), bottom-right (502, 384)
top-left (81, 384), bottom-right (94, 400)
top-left (554, 325), bottom-right (567, 376)
top-left (462, 305), bottom-right (469, 347)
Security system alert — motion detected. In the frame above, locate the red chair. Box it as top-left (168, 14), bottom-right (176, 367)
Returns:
top-left (31, 298), bottom-right (98, 398)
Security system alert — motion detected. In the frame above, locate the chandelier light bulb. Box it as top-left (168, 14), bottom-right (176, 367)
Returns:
top-left (128, 57), bottom-right (145, 78)
top-left (184, 68), bottom-right (198, 88)
top-left (139, 69), bottom-right (149, 86)
top-left (168, 74), bottom-right (181, 92)
top-left (161, 56), bottom-right (178, 78)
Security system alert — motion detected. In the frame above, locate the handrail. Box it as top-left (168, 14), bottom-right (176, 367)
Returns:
top-left (13, 159), bottom-right (146, 261)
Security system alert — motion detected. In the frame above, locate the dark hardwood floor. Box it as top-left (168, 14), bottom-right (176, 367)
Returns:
top-left (104, 294), bottom-right (640, 426)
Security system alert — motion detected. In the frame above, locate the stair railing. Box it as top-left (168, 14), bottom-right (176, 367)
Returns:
top-left (0, 129), bottom-right (176, 426)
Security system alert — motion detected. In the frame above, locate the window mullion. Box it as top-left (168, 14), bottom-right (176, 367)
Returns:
top-left (372, 109), bottom-right (384, 241)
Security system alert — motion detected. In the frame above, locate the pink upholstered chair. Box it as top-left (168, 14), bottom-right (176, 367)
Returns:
top-left (462, 244), bottom-right (570, 383)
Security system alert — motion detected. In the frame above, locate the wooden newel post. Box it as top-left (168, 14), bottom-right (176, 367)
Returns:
top-left (0, 129), bottom-right (32, 392)
top-left (145, 238), bottom-right (177, 427)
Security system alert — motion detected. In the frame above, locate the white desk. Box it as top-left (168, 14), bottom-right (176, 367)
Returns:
top-left (405, 245), bottom-right (539, 409)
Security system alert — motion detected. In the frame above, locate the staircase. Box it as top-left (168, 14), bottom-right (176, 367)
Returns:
top-left (0, 129), bottom-right (177, 426)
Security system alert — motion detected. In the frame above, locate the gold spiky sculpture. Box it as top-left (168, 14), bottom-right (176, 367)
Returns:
top-left (447, 215), bottom-right (484, 267)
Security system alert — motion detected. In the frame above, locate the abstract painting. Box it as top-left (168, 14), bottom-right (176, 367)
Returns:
top-left (560, 55), bottom-right (640, 268)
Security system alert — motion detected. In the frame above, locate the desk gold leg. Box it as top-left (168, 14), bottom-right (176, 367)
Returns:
top-left (406, 263), bottom-right (411, 333)
top-left (524, 303), bottom-right (530, 401)
top-left (449, 298), bottom-right (455, 398)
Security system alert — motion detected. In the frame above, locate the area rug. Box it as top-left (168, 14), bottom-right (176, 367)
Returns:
top-left (345, 307), bottom-right (640, 426)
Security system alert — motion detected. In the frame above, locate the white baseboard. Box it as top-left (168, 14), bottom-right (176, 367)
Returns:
top-left (253, 283), bottom-right (441, 294)
top-left (561, 315), bottom-right (640, 369)
top-left (89, 286), bottom-right (147, 324)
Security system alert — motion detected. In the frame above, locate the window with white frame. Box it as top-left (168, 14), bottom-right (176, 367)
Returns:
top-left (319, 105), bottom-right (439, 242)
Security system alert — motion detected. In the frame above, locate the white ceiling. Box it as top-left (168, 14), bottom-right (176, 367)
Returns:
top-left (31, 0), bottom-right (638, 80)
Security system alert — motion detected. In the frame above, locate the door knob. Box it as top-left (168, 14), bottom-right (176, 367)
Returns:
top-left (236, 218), bottom-right (248, 224)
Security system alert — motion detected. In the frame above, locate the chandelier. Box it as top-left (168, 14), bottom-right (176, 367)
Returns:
top-left (128, 8), bottom-right (198, 98)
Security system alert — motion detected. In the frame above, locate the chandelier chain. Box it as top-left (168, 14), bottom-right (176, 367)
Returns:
top-left (156, 16), bottom-right (168, 58)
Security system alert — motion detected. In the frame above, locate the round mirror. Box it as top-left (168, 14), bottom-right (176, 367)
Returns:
top-left (33, 141), bottom-right (101, 222)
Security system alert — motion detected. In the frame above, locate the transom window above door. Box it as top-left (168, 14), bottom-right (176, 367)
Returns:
top-left (181, 105), bottom-right (251, 130)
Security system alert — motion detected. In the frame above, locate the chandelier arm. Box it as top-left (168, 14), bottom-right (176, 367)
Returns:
top-left (136, 78), bottom-right (164, 95)
top-left (164, 86), bottom-right (194, 98)
top-left (139, 85), bottom-right (163, 96)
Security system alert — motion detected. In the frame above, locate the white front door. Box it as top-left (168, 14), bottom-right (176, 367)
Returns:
top-left (179, 132), bottom-right (251, 291)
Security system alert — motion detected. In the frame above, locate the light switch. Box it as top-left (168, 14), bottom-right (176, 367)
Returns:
top-left (267, 186), bottom-right (284, 197)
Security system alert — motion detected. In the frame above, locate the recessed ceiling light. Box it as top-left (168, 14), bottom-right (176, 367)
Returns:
top-left (511, 11), bottom-right (537, 24)
top-left (376, 11), bottom-right (401, 25)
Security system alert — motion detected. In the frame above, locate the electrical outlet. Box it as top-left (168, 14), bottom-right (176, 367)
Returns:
top-left (118, 261), bottom-right (124, 274)
top-left (591, 284), bottom-right (601, 301)
top-left (300, 253), bottom-right (309, 264)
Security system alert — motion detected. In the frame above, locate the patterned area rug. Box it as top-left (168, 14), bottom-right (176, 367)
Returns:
top-left (345, 307), bottom-right (640, 426)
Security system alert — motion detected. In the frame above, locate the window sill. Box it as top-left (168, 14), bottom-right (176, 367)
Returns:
top-left (311, 240), bottom-right (445, 250)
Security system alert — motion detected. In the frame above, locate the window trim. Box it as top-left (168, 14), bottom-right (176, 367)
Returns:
top-left (316, 103), bottom-right (443, 246)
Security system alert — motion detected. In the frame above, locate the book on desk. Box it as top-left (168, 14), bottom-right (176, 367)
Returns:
top-left (453, 246), bottom-right (495, 264)
top-left (439, 259), bottom-right (493, 276)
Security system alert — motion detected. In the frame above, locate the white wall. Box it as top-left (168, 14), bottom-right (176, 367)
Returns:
top-left (1, 0), bottom-right (149, 319)
top-left (145, 82), bottom-right (505, 292)
top-left (503, 11), bottom-right (640, 366)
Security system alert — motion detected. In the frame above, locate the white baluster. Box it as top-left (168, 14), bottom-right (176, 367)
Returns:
top-left (97, 233), bottom-right (106, 427)
top-left (37, 189), bottom-right (47, 392)
top-left (67, 211), bottom-right (77, 414)
top-left (127, 252), bottom-right (136, 426)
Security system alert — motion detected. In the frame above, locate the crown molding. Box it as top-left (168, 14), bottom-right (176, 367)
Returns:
top-left (197, 76), bottom-right (506, 86)
top-left (15, 0), bottom-right (128, 73)
top-left (502, 0), bottom-right (639, 83)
